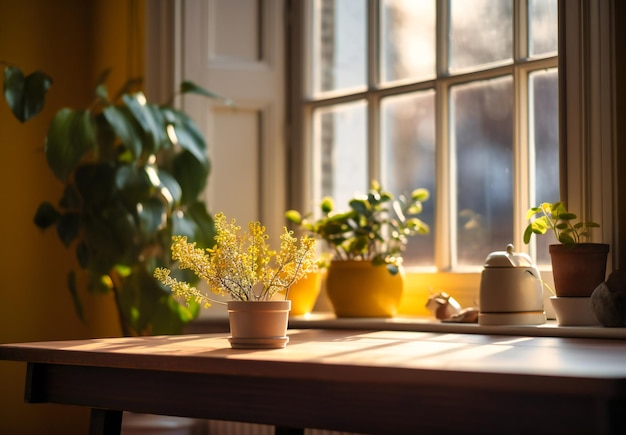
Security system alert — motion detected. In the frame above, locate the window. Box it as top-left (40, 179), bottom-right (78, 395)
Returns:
top-left (156, 0), bottom-right (617, 314)
top-left (293, 0), bottom-right (559, 271)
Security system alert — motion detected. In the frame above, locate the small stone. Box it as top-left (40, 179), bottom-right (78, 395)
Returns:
top-left (591, 271), bottom-right (626, 327)
top-left (606, 269), bottom-right (626, 293)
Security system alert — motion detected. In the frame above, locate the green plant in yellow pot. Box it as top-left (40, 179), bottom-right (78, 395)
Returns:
top-left (286, 180), bottom-right (430, 317)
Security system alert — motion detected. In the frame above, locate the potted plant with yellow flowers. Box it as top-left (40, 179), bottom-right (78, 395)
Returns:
top-left (154, 212), bottom-right (318, 348)
top-left (285, 180), bottom-right (430, 318)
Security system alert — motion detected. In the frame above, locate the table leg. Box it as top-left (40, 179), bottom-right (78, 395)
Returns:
top-left (89, 408), bottom-right (123, 435)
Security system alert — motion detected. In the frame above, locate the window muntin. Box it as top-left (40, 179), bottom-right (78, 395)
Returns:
top-left (303, 0), bottom-right (558, 270)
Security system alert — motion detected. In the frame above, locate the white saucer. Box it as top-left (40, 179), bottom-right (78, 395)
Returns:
top-left (478, 311), bottom-right (546, 326)
top-left (228, 336), bottom-right (289, 349)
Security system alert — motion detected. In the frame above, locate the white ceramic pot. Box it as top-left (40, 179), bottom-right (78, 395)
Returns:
top-left (550, 296), bottom-right (600, 326)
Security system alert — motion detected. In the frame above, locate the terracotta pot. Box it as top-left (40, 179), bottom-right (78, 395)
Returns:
top-left (285, 271), bottom-right (323, 316)
top-left (549, 243), bottom-right (609, 297)
top-left (227, 300), bottom-right (291, 349)
top-left (325, 260), bottom-right (404, 318)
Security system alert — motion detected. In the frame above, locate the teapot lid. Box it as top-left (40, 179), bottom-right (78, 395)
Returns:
top-left (484, 244), bottom-right (534, 268)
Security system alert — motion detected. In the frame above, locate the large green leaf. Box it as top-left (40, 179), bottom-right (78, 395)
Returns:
top-left (67, 270), bottom-right (85, 322)
top-left (118, 266), bottom-right (192, 336)
top-left (118, 267), bottom-right (148, 334)
top-left (171, 201), bottom-right (216, 248)
top-left (123, 93), bottom-right (164, 154)
top-left (103, 105), bottom-right (142, 158)
top-left (81, 207), bottom-right (138, 271)
top-left (115, 165), bottom-right (156, 204)
top-left (151, 294), bottom-right (199, 335)
top-left (180, 80), bottom-right (232, 105)
top-left (59, 185), bottom-right (81, 209)
top-left (45, 108), bottom-right (96, 180)
top-left (162, 108), bottom-right (209, 165)
top-left (171, 213), bottom-right (197, 241)
top-left (3, 66), bottom-right (52, 122)
top-left (350, 198), bottom-right (370, 215)
top-left (85, 270), bottom-right (115, 294)
top-left (172, 150), bottom-right (208, 205)
top-left (76, 241), bottom-right (89, 269)
top-left (74, 163), bottom-right (116, 206)
top-left (33, 202), bottom-right (60, 229)
top-left (155, 170), bottom-right (182, 209)
top-left (188, 201), bottom-right (217, 248)
top-left (137, 197), bottom-right (167, 240)
top-left (56, 212), bottom-right (80, 247)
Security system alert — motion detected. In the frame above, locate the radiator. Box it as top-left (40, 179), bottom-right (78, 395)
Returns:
top-left (206, 420), bottom-right (361, 435)
top-left (121, 413), bottom-right (360, 435)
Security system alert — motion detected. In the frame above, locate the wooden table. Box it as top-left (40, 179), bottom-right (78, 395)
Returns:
top-left (2, 329), bottom-right (626, 434)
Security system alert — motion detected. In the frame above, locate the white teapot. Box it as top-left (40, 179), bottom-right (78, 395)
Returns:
top-left (478, 244), bottom-right (546, 325)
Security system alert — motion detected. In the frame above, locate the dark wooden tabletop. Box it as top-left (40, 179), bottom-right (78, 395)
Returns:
top-left (2, 329), bottom-right (626, 434)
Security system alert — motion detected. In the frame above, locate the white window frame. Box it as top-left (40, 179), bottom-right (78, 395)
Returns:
top-left (146, 0), bottom-right (619, 312)
top-left (285, 0), bottom-right (617, 310)
top-left (289, 1), bottom-right (558, 269)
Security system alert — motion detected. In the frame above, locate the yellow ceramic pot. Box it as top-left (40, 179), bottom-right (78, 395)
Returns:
top-left (286, 271), bottom-right (323, 316)
top-left (326, 260), bottom-right (404, 317)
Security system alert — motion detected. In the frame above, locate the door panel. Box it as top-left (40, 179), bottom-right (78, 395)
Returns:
top-left (182, 0), bottom-right (286, 237)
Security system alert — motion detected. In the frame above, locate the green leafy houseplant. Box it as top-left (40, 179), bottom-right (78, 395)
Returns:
top-left (285, 180), bottom-right (430, 274)
top-left (523, 201), bottom-right (608, 301)
top-left (3, 64), bottom-right (227, 336)
top-left (523, 201), bottom-right (600, 246)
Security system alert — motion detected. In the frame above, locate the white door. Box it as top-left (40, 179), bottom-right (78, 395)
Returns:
top-left (179, 0), bottom-right (286, 238)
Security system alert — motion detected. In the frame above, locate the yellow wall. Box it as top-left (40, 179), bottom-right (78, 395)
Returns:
top-left (0, 2), bottom-right (624, 433)
top-left (0, 1), bottom-right (144, 433)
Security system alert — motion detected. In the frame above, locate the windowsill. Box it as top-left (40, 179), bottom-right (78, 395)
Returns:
top-left (288, 313), bottom-right (626, 340)
top-left (187, 311), bottom-right (626, 340)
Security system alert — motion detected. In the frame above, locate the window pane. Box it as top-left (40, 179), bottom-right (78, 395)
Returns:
top-left (312, 0), bottom-right (367, 95)
top-left (530, 68), bottom-right (559, 265)
top-left (449, 0), bottom-right (513, 72)
top-left (529, 0), bottom-right (558, 56)
top-left (380, 0), bottom-right (436, 84)
top-left (381, 91), bottom-right (436, 266)
top-left (313, 101), bottom-right (368, 209)
top-left (452, 76), bottom-right (514, 266)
